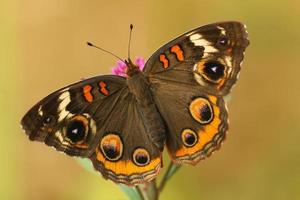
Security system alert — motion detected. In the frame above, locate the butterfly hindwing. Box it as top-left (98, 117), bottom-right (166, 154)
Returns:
top-left (149, 79), bottom-right (228, 164)
top-left (89, 93), bottom-right (162, 185)
top-left (144, 21), bottom-right (249, 96)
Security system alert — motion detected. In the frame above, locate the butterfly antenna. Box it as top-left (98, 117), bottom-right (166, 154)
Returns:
top-left (128, 24), bottom-right (133, 60)
top-left (86, 42), bottom-right (125, 63)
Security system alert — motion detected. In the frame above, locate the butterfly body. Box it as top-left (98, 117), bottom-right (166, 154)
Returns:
top-left (126, 69), bottom-right (166, 151)
top-left (21, 21), bottom-right (249, 185)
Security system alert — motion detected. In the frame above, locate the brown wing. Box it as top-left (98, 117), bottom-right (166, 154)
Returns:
top-left (21, 75), bottom-right (127, 157)
top-left (142, 22), bottom-right (249, 164)
top-left (149, 79), bottom-right (228, 164)
top-left (21, 75), bottom-right (162, 185)
top-left (143, 21), bottom-right (249, 96)
top-left (89, 91), bottom-right (162, 185)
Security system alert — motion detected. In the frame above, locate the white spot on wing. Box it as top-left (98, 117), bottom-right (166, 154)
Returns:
top-left (189, 33), bottom-right (203, 40)
top-left (224, 55), bottom-right (232, 67)
top-left (55, 130), bottom-right (69, 145)
top-left (217, 26), bottom-right (226, 35)
top-left (38, 105), bottom-right (43, 116)
top-left (204, 46), bottom-right (218, 53)
top-left (193, 63), bottom-right (198, 71)
top-left (189, 33), bottom-right (218, 54)
top-left (193, 64), bottom-right (206, 87)
top-left (58, 91), bottom-right (71, 122)
top-left (189, 33), bottom-right (212, 46)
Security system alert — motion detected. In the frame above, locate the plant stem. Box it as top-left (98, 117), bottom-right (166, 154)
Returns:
top-left (158, 162), bottom-right (181, 193)
top-left (137, 180), bottom-right (158, 200)
top-left (119, 162), bottom-right (181, 200)
top-left (135, 185), bottom-right (146, 200)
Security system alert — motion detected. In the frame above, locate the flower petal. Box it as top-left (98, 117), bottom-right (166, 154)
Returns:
top-left (111, 57), bottom-right (145, 77)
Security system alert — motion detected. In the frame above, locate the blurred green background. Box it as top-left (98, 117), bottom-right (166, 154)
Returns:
top-left (1, 0), bottom-right (299, 199)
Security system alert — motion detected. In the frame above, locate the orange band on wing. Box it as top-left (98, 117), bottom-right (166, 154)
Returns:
top-left (175, 96), bottom-right (223, 160)
top-left (95, 147), bottom-right (160, 175)
top-left (83, 85), bottom-right (94, 102)
top-left (170, 45), bottom-right (184, 61)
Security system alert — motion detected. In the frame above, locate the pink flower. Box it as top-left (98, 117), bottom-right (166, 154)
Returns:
top-left (112, 57), bottom-right (145, 77)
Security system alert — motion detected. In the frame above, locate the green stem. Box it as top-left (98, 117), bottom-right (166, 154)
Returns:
top-left (137, 180), bottom-right (158, 200)
top-left (158, 162), bottom-right (181, 193)
top-left (135, 185), bottom-right (146, 200)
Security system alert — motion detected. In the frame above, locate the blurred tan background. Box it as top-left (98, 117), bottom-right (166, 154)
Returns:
top-left (1, 0), bottom-right (299, 199)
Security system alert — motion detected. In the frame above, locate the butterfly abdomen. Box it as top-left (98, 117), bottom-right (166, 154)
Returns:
top-left (127, 72), bottom-right (166, 151)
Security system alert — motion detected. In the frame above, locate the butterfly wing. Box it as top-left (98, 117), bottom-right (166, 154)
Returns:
top-left (143, 21), bottom-right (249, 164)
top-left (143, 21), bottom-right (249, 96)
top-left (21, 75), bottom-right (162, 185)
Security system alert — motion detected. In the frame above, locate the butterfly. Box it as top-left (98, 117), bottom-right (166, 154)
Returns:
top-left (21, 21), bottom-right (249, 185)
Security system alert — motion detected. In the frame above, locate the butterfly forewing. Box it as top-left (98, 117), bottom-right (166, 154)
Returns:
top-left (143, 21), bottom-right (249, 96)
top-left (21, 75), bottom-right (127, 156)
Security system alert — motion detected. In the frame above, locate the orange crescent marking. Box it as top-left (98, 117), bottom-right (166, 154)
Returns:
top-left (99, 81), bottom-right (109, 96)
top-left (159, 54), bottom-right (169, 68)
top-left (83, 85), bottom-right (94, 102)
top-left (170, 45), bottom-right (184, 61)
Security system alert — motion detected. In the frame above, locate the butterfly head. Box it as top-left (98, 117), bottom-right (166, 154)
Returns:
top-left (125, 58), bottom-right (141, 77)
